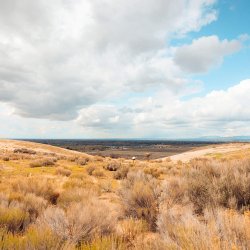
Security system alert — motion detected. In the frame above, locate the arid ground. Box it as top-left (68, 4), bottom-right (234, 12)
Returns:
top-left (25, 139), bottom-right (220, 160)
top-left (0, 139), bottom-right (249, 249)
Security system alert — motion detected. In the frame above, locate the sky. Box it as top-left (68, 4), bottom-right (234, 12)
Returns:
top-left (0, 0), bottom-right (250, 139)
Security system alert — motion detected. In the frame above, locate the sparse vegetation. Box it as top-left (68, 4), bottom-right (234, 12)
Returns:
top-left (114, 165), bottom-right (129, 179)
top-left (0, 140), bottom-right (249, 249)
top-left (86, 165), bottom-right (96, 175)
top-left (30, 157), bottom-right (57, 167)
top-left (76, 157), bottom-right (89, 166)
top-left (119, 171), bottom-right (161, 231)
top-left (55, 167), bottom-right (72, 176)
top-left (104, 161), bottom-right (121, 171)
top-left (14, 148), bottom-right (36, 154)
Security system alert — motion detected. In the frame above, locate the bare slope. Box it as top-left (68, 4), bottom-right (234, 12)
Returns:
top-left (0, 139), bottom-right (93, 158)
top-left (161, 143), bottom-right (250, 162)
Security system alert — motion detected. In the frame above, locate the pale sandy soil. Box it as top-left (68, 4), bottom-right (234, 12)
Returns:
top-left (0, 139), bottom-right (92, 158)
top-left (161, 143), bottom-right (250, 163)
top-left (2, 139), bottom-right (250, 164)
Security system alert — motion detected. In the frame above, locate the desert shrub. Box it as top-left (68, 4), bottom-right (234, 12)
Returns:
top-left (158, 205), bottom-right (210, 249)
top-left (62, 178), bottom-right (98, 193)
top-left (86, 165), bottom-right (96, 175)
top-left (0, 193), bottom-right (9, 207)
top-left (117, 218), bottom-right (148, 244)
top-left (0, 193), bottom-right (23, 213)
top-left (94, 156), bottom-right (104, 162)
top-left (22, 193), bottom-right (48, 221)
top-left (92, 169), bottom-right (105, 177)
top-left (157, 206), bottom-right (250, 250)
top-left (104, 162), bottom-right (121, 171)
top-left (100, 181), bottom-right (113, 193)
top-left (29, 161), bottom-right (42, 168)
top-left (144, 167), bottom-right (164, 179)
top-left (0, 207), bottom-right (29, 233)
top-left (0, 228), bottom-right (25, 249)
top-left (0, 226), bottom-right (65, 250)
top-left (132, 233), bottom-right (167, 250)
top-left (6, 192), bottom-right (48, 223)
top-left (113, 166), bottom-right (129, 180)
top-left (79, 235), bottom-right (127, 250)
top-left (13, 148), bottom-right (36, 154)
top-left (215, 169), bottom-right (250, 210)
top-left (57, 188), bottom-right (96, 208)
top-left (185, 158), bottom-right (250, 213)
top-left (204, 209), bottom-right (250, 249)
top-left (41, 158), bottom-right (57, 166)
top-left (186, 172), bottom-right (213, 214)
top-left (67, 156), bottom-right (78, 162)
top-left (29, 157), bottom-right (57, 168)
top-left (41, 198), bottom-right (117, 244)
top-left (77, 157), bottom-right (89, 166)
top-left (70, 173), bottom-right (87, 180)
top-left (2, 156), bottom-right (10, 161)
top-left (25, 226), bottom-right (65, 250)
top-left (55, 167), bottom-right (72, 177)
top-left (160, 178), bottom-right (188, 208)
top-left (11, 177), bottom-right (59, 204)
top-left (119, 171), bottom-right (161, 231)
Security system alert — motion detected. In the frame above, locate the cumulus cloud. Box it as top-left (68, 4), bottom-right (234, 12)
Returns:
top-left (174, 36), bottom-right (242, 73)
top-left (76, 79), bottom-right (250, 137)
top-left (0, 0), bottom-right (219, 120)
top-left (0, 0), bottom-right (248, 139)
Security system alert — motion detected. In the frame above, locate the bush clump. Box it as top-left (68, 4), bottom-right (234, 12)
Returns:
top-left (114, 166), bottom-right (129, 180)
top-left (11, 177), bottom-right (59, 205)
top-left (104, 162), bottom-right (121, 171)
top-left (185, 159), bottom-right (250, 213)
top-left (76, 157), bottom-right (89, 166)
top-left (30, 157), bottom-right (57, 168)
top-left (2, 156), bottom-right (10, 161)
top-left (13, 148), bottom-right (36, 154)
top-left (86, 165), bottom-right (96, 175)
top-left (119, 171), bottom-right (161, 231)
top-left (55, 167), bottom-right (72, 177)
top-left (0, 207), bottom-right (29, 233)
top-left (41, 198), bottom-right (117, 244)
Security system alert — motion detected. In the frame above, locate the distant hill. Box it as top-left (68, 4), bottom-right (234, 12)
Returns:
top-left (191, 136), bottom-right (250, 142)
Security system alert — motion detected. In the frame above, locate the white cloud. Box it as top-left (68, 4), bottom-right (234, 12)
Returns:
top-left (0, 0), bottom-right (219, 120)
top-left (1, 0), bottom-right (249, 139)
top-left (76, 79), bottom-right (250, 138)
top-left (1, 79), bottom-right (250, 138)
top-left (174, 36), bottom-right (242, 73)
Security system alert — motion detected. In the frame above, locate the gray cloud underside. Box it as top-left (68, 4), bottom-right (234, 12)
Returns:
top-left (0, 0), bottom-right (220, 120)
top-left (0, 0), bottom-right (248, 138)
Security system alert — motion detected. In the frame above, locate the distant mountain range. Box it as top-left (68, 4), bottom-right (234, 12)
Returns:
top-left (188, 136), bottom-right (250, 142)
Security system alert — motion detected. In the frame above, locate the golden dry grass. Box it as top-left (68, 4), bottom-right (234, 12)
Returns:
top-left (0, 139), bottom-right (249, 249)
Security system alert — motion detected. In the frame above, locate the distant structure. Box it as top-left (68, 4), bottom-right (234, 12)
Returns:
top-left (132, 156), bottom-right (136, 164)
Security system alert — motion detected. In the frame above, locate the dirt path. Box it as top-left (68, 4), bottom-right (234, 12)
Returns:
top-left (161, 143), bottom-right (250, 163)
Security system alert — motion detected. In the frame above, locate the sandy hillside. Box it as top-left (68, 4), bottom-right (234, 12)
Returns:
top-left (161, 142), bottom-right (250, 162)
top-left (0, 139), bottom-right (93, 158)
